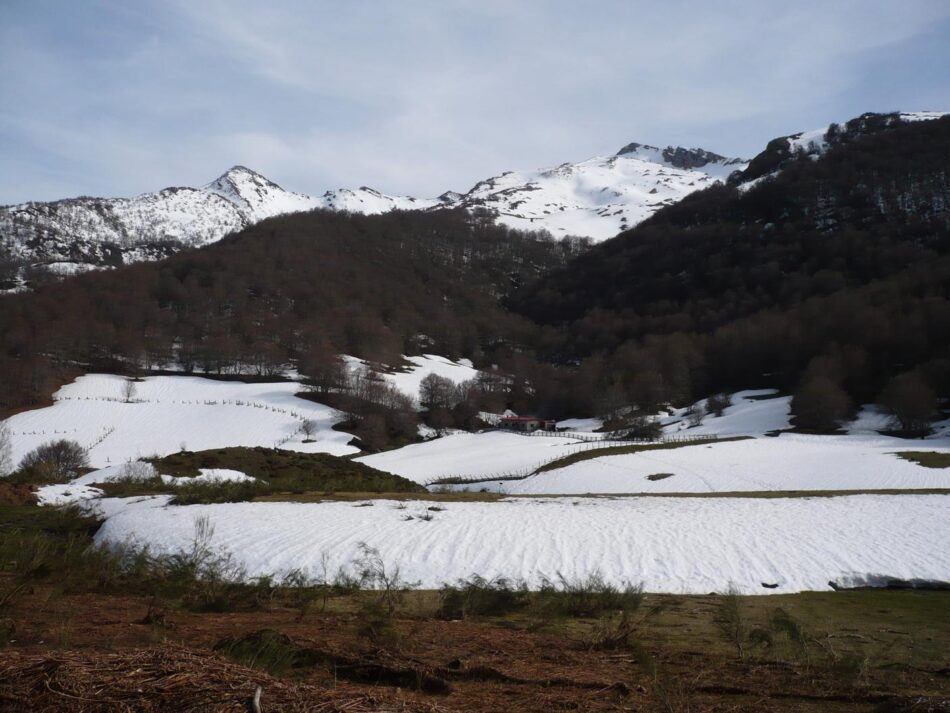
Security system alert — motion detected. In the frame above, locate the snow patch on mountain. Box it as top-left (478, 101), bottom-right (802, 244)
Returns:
top-left (203, 165), bottom-right (322, 219)
top-left (1, 141), bottom-right (749, 276)
top-left (0, 165), bottom-right (440, 273)
top-left (733, 111), bottom-right (949, 187)
top-left (444, 145), bottom-right (746, 241)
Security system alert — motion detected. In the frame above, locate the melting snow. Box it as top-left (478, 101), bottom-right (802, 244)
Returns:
top-left (4, 374), bottom-right (357, 468)
top-left (93, 494), bottom-right (950, 594)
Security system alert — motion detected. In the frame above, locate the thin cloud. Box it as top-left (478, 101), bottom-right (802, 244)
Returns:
top-left (1, 0), bottom-right (948, 203)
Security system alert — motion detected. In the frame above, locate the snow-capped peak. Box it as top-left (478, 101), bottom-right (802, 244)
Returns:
top-left (442, 144), bottom-right (747, 240)
top-left (204, 165), bottom-right (321, 220)
top-left (616, 142), bottom-right (745, 175)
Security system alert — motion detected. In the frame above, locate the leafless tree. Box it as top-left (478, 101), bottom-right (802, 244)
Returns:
top-left (122, 378), bottom-right (137, 403)
top-left (0, 422), bottom-right (13, 477)
top-left (19, 439), bottom-right (89, 482)
top-left (686, 402), bottom-right (706, 427)
top-left (300, 419), bottom-right (317, 441)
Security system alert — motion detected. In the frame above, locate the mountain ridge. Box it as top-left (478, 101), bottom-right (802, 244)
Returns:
top-left (0, 141), bottom-right (744, 282)
top-left (3, 110), bottom-right (945, 287)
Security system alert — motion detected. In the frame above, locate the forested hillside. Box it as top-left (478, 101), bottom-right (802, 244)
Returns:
top-left (3, 117), bottom-right (949, 433)
top-left (513, 116), bottom-right (950, 424)
top-left (0, 209), bottom-right (584, 412)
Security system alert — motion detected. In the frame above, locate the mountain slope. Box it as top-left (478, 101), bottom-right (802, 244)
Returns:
top-left (0, 166), bottom-right (439, 278)
top-left (445, 144), bottom-right (745, 241)
top-left (1, 144), bottom-right (743, 281)
top-left (510, 114), bottom-right (950, 410)
top-left (0, 208), bottom-right (584, 412)
top-left (732, 111), bottom-right (948, 187)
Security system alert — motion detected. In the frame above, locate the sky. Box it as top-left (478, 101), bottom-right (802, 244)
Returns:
top-left (2, 0), bottom-right (949, 204)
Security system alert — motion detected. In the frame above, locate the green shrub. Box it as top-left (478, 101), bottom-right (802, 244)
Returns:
top-left (536, 572), bottom-right (644, 618)
top-left (216, 629), bottom-right (300, 676)
top-left (437, 575), bottom-right (529, 619)
top-left (12, 440), bottom-right (89, 484)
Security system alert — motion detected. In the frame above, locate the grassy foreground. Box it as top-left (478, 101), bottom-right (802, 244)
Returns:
top-left (1, 499), bottom-right (948, 711)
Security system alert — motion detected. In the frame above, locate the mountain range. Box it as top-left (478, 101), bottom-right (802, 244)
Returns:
top-left (0, 141), bottom-right (748, 280)
top-left (1, 111), bottom-right (945, 286)
top-left (1, 110), bottom-right (948, 429)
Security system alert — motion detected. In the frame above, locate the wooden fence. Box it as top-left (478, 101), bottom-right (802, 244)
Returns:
top-left (424, 432), bottom-right (718, 488)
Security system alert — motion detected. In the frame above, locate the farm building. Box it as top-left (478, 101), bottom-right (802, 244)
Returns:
top-left (498, 415), bottom-right (557, 433)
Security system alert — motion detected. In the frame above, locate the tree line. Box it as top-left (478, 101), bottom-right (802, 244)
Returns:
top-left (511, 117), bottom-right (950, 433)
top-left (2, 118), bottom-right (948, 437)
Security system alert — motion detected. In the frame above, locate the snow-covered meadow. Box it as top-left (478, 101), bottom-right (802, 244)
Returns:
top-left (360, 390), bottom-right (950, 494)
top-left (94, 493), bottom-right (950, 594)
top-left (4, 374), bottom-right (358, 467)
top-left (497, 433), bottom-right (950, 495)
top-left (356, 430), bottom-right (601, 483)
top-left (5, 373), bottom-right (950, 595)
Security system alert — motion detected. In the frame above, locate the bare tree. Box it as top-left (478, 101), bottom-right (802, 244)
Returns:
top-left (419, 373), bottom-right (457, 411)
top-left (791, 376), bottom-right (851, 432)
top-left (19, 439), bottom-right (89, 483)
top-left (122, 378), bottom-right (137, 403)
top-left (706, 393), bottom-right (732, 417)
top-left (0, 422), bottom-right (12, 477)
top-left (686, 402), bottom-right (706, 427)
top-left (879, 372), bottom-right (936, 436)
top-left (300, 419), bottom-right (317, 441)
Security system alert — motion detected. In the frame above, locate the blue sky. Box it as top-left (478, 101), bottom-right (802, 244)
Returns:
top-left (2, 0), bottom-right (949, 204)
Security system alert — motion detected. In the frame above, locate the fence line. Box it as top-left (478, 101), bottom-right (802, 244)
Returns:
top-left (424, 433), bottom-right (718, 487)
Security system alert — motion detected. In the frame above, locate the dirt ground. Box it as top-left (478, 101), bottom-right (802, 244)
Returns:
top-left (0, 483), bottom-right (36, 507)
top-left (1, 579), bottom-right (948, 712)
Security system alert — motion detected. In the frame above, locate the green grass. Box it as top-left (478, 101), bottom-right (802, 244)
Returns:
top-left (4, 498), bottom-right (949, 676)
top-left (93, 447), bottom-right (426, 504)
top-left (533, 436), bottom-right (751, 474)
top-left (150, 447), bottom-right (422, 492)
top-left (895, 451), bottom-right (950, 468)
top-left (254, 490), bottom-right (502, 503)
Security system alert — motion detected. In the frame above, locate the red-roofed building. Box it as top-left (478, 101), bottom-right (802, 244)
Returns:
top-left (499, 415), bottom-right (557, 433)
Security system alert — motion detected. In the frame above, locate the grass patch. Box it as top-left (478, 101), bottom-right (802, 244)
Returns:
top-left (93, 447), bottom-right (426, 504)
top-left (150, 447), bottom-right (422, 493)
top-left (646, 472), bottom-right (674, 481)
top-left (437, 576), bottom-right (530, 619)
top-left (536, 572), bottom-right (645, 618)
top-left (743, 391), bottom-right (787, 401)
top-left (215, 629), bottom-right (301, 676)
top-left (895, 451), bottom-right (950, 468)
top-left (534, 436), bottom-right (751, 474)
top-left (254, 490), bottom-right (502, 503)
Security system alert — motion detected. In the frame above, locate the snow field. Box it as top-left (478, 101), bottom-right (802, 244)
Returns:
top-left (4, 374), bottom-right (357, 468)
top-left (380, 354), bottom-right (479, 403)
top-left (33, 462), bottom-right (257, 505)
top-left (502, 435), bottom-right (950, 495)
top-left (661, 390), bottom-right (792, 437)
top-left (356, 430), bottom-right (606, 484)
top-left (93, 494), bottom-right (950, 595)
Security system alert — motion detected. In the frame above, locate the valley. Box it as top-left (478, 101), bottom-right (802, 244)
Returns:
top-left (2, 111), bottom-right (949, 711)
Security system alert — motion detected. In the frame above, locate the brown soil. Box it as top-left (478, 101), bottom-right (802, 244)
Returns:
top-left (1, 583), bottom-right (947, 712)
top-left (0, 483), bottom-right (36, 507)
